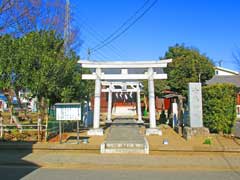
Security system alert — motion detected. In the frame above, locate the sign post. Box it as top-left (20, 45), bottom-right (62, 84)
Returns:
top-left (55, 103), bottom-right (81, 144)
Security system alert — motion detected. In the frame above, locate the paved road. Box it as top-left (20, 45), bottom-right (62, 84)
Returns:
top-left (1, 150), bottom-right (240, 180)
top-left (1, 165), bottom-right (240, 180)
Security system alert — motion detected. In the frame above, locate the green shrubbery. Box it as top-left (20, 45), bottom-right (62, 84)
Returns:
top-left (202, 84), bottom-right (237, 134)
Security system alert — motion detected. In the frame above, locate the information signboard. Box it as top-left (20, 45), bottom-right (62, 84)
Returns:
top-left (55, 103), bottom-right (81, 121)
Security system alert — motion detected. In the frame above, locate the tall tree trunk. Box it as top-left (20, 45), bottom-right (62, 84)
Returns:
top-left (3, 88), bottom-right (14, 124)
top-left (40, 97), bottom-right (49, 141)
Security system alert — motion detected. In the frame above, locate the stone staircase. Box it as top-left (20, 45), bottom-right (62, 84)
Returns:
top-left (101, 119), bottom-right (149, 154)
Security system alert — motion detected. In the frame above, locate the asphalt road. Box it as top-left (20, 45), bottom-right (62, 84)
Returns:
top-left (1, 165), bottom-right (240, 180)
top-left (1, 150), bottom-right (240, 180)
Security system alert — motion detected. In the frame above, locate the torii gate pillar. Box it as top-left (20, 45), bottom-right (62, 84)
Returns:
top-left (106, 90), bottom-right (112, 123)
top-left (146, 67), bottom-right (162, 135)
top-left (87, 68), bottom-right (104, 136)
top-left (137, 85), bottom-right (143, 123)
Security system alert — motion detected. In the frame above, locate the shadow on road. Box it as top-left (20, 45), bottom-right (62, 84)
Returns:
top-left (0, 141), bottom-right (40, 180)
top-left (216, 136), bottom-right (240, 178)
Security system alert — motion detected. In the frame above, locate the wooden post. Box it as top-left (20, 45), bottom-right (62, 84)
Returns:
top-left (59, 120), bottom-right (62, 144)
top-left (77, 120), bottom-right (80, 144)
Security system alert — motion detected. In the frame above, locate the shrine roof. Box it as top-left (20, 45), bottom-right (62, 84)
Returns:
top-left (206, 75), bottom-right (240, 87)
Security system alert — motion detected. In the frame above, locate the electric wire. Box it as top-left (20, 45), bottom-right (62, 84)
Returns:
top-left (91, 0), bottom-right (151, 51)
top-left (70, 1), bottom-right (127, 60)
top-left (91, 0), bottom-right (158, 53)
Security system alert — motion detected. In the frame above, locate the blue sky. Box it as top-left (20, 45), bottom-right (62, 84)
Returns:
top-left (71, 0), bottom-right (240, 71)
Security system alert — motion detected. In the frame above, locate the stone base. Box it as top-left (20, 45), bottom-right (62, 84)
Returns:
top-left (87, 128), bottom-right (104, 136)
top-left (174, 126), bottom-right (183, 136)
top-left (183, 127), bottom-right (209, 140)
top-left (145, 128), bottom-right (162, 136)
top-left (105, 120), bottom-right (112, 124)
top-left (137, 120), bottom-right (144, 124)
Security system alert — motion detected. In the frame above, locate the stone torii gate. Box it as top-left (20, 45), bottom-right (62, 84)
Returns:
top-left (101, 81), bottom-right (143, 123)
top-left (79, 60), bottom-right (172, 136)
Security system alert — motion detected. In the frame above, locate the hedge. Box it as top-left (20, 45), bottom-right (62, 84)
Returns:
top-left (202, 83), bottom-right (237, 134)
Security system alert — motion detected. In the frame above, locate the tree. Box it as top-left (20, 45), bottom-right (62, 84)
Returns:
top-left (19, 30), bottom-right (93, 122)
top-left (0, 0), bottom-right (42, 36)
top-left (202, 84), bottom-right (237, 134)
top-left (0, 0), bottom-right (79, 51)
top-left (18, 31), bottom-right (67, 120)
top-left (0, 34), bottom-right (21, 121)
top-left (0, 34), bottom-right (30, 120)
top-left (60, 68), bottom-right (94, 103)
top-left (163, 44), bottom-right (215, 96)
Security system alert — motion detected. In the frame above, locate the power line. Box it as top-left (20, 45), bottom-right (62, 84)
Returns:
top-left (76, 14), bottom-right (125, 56)
top-left (80, 42), bottom-right (110, 60)
top-left (79, 23), bottom-right (123, 59)
top-left (73, 31), bottom-right (111, 61)
top-left (71, 1), bottom-right (127, 60)
top-left (80, 22), bottom-right (123, 59)
top-left (90, 0), bottom-right (158, 53)
top-left (91, 0), bottom-right (151, 51)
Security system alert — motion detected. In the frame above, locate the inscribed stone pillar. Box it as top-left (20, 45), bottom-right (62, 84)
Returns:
top-left (188, 83), bottom-right (203, 127)
top-left (172, 102), bottom-right (178, 128)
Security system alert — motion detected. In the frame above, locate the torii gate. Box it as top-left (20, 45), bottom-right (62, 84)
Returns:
top-left (101, 81), bottom-right (143, 123)
top-left (79, 60), bottom-right (172, 136)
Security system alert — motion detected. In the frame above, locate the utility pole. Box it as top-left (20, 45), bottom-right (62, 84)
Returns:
top-left (87, 48), bottom-right (91, 60)
top-left (218, 60), bottom-right (223, 67)
top-left (64, 0), bottom-right (70, 55)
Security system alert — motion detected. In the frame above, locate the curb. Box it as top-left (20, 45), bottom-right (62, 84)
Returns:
top-left (1, 161), bottom-right (240, 172)
top-left (0, 143), bottom-right (240, 153)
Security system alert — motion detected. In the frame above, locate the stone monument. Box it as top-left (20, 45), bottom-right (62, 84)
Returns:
top-left (183, 83), bottom-right (209, 140)
top-left (188, 83), bottom-right (203, 127)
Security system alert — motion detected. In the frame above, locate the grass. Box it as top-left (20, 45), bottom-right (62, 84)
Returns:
top-left (203, 138), bottom-right (212, 145)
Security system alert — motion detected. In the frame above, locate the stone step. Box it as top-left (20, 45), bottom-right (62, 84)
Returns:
top-left (107, 141), bottom-right (144, 144)
top-left (101, 118), bottom-right (149, 154)
top-left (105, 143), bottom-right (145, 148)
top-left (103, 148), bottom-right (147, 154)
